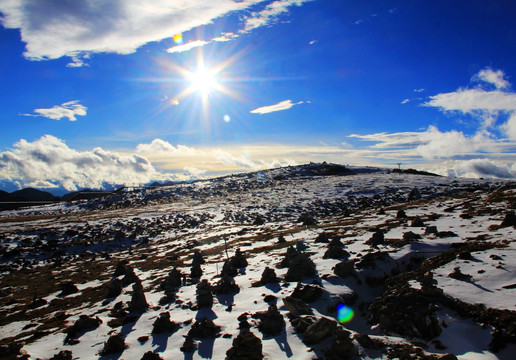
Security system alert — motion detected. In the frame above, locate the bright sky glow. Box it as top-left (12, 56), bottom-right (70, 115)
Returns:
top-left (1, 1), bottom-right (516, 193)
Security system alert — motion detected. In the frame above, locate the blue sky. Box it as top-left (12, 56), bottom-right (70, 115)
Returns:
top-left (1, 0), bottom-right (516, 192)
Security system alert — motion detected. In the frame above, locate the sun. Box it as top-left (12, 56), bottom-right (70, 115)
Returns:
top-left (187, 65), bottom-right (219, 95)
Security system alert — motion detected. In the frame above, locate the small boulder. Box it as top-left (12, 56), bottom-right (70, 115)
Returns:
top-left (226, 331), bottom-right (263, 360)
top-left (500, 211), bottom-right (516, 227)
top-left (213, 275), bottom-right (239, 295)
top-left (190, 263), bottom-right (203, 278)
top-left (290, 283), bottom-right (323, 302)
top-left (140, 351), bottom-right (164, 360)
top-left (333, 260), bottom-right (355, 278)
top-left (283, 296), bottom-right (313, 316)
top-left (188, 317), bottom-right (221, 338)
top-left (325, 329), bottom-right (355, 360)
top-left (152, 312), bottom-right (179, 334)
top-left (100, 334), bottom-right (126, 355)
top-left (106, 279), bottom-right (122, 298)
top-left (425, 226), bottom-right (438, 235)
top-left (59, 282), bottom-right (79, 296)
top-left (50, 350), bottom-right (73, 360)
top-left (303, 317), bottom-right (337, 345)
top-left (410, 217), bottom-right (425, 227)
top-left (366, 230), bottom-right (385, 247)
top-left (396, 209), bottom-right (407, 218)
top-left (196, 279), bottom-right (213, 308)
top-left (233, 248), bottom-right (248, 268)
top-left (256, 305), bottom-right (285, 336)
top-left (403, 231), bottom-right (422, 242)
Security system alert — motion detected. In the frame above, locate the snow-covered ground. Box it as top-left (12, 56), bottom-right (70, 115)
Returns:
top-left (0, 164), bottom-right (515, 359)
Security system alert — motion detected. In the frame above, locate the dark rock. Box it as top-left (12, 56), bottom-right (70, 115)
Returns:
top-left (180, 336), bottom-right (196, 353)
top-left (253, 216), bottom-right (266, 225)
top-left (323, 240), bottom-right (350, 259)
top-left (325, 329), bottom-right (355, 360)
top-left (188, 317), bottom-right (221, 338)
top-left (283, 296), bottom-right (313, 316)
top-left (290, 283), bottom-right (323, 302)
top-left (190, 263), bottom-right (203, 278)
top-left (196, 279), bottom-right (213, 308)
top-left (263, 295), bottom-right (276, 303)
top-left (411, 217), bottom-right (425, 227)
top-left (233, 248), bottom-right (248, 268)
top-left (221, 258), bottom-right (238, 277)
top-left (129, 281), bottom-right (148, 311)
top-left (0, 342), bottom-right (23, 357)
top-left (396, 209), bottom-right (407, 218)
top-left (213, 275), bottom-right (239, 294)
top-left (408, 187), bottom-right (421, 201)
top-left (437, 355), bottom-right (458, 360)
top-left (255, 305), bottom-right (285, 336)
top-left (137, 336), bottom-right (149, 344)
top-left (152, 312), bottom-right (179, 334)
top-left (333, 260), bottom-right (355, 278)
top-left (291, 316), bottom-right (316, 334)
top-left (140, 351), bottom-right (164, 360)
top-left (59, 282), bottom-right (79, 296)
top-left (354, 333), bottom-right (384, 350)
top-left (315, 232), bottom-right (331, 243)
top-left (226, 331), bottom-right (263, 360)
top-left (298, 214), bottom-right (317, 226)
top-left (403, 231), bottom-right (422, 242)
top-left (457, 251), bottom-right (472, 260)
top-left (277, 234), bottom-right (286, 243)
top-left (303, 317), bottom-right (337, 345)
top-left (162, 268), bottom-right (182, 290)
top-left (437, 231), bottom-right (458, 238)
top-left (66, 315), bottom-right (102, 341)
top-left (260, 267), bottom-right (279, 284)
top-left (100, 334), bottom-right (126, 355)
top-left (366, 230), bottom-right (385, 247)
top-left (192, 250), bottom-right (205, 266)
top-left (500, 211), bottom-right (516, 227)
top-left (49, 350), bottom-right (73, 360)
top-left (107, 279), bottom-right (122, 298)
top-left (114, 260), bottom-right (129, 277)
top-left (284, 252), bottom-right (316, 282)
top-left (122, 266), bottom-right (139, 285)
top-left (448, 267), bottom-right (471, 281)
top-left (425, 226), bottom-right (438, 235)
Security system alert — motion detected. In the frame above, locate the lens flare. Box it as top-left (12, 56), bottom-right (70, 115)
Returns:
top-left (337, 304), bottom-right (354, 323)
top-left (173, 34), bottom-right (183, 44)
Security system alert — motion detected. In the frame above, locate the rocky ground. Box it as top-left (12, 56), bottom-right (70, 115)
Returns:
top-left (0, 163), bottom-right (515, 359)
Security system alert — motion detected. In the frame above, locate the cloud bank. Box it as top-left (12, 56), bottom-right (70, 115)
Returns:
top-left (0, 135), bottom-right (159, 191)
top-left (250, 99), bottom-right (304, 114)
top-left (22, 100), bottom-right (87, 121)
top-left (350, 67), bottom-right (516, 178)
top-left (0, 0), bottom-right (312, 62)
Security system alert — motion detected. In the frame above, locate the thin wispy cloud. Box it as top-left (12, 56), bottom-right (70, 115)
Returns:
top-left (473, 68), bottom-right (510, 90)
top-left (22, 100), bottom-right (87, 121)
top-left (243, 0), bottom-right (311, 32)
top-left (401, 99), bottom-right (410, 104)
top-left (167, 40), bottom-right (209, 53)
top-left (250, 99), bottom-right (304, 114)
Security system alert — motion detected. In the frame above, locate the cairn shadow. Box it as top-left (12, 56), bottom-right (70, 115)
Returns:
top-left (195, 307), bottom-right (218, 320)
top-left (151, 333), bottom-right (171, 353)
top-left (197, 338), bottom-right (215, 359)
top-left (265, 282), bottom-right (282, 293)
top-left (216, 293), bottom-right (235, 307)
top-left (272, 329), bottom-right (293, 358)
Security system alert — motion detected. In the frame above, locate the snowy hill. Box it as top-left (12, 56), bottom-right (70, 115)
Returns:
top-left (0, 163), bottom-right (515, 360)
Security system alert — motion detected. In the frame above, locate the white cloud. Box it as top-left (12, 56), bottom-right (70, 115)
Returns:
top-left (22, 100), bottom-right (87, 121)
top-left (413, 88), bottom-right (425, 93)
top-left (401, 99), bottom-right (410, 104)
top-left (250, 99), bottom-right (304, 114)
top-left (309, 40), bottom-right (318, 45)
top-left (474, 68), bottom-right (510, 90)
top-left (0, 135), bottom-right (164, 190)
top-left (0, 0), bottom-right (264, 61)
top-left (167, 40), bottom-right (209, 53)
top-left (243, 0), bottom-right (311, 32)
top-left (135, 139), bottom-right (199, 155)
top-left (423, 88), bottom-right (516, 114)
top-left (212, 32), bottom-right (239, 42)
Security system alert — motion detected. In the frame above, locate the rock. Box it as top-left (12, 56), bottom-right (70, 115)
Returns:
top-left (403, 231), bottom-right (422, 241)
top-left (106, 278), bottom-right (123, 298)
top-left (341, 291), bottom-right (358, 306)
top-left (411, 217), bottom-right (425, 227)
top-left (396, 209), bottom-right (407, 218)
top-left (437, 354), bottom-right (458, 360)
top-left (0, 342), bottom-right (23, 357)
top-left (323, 241), bottom-right (350, 259)
top-left (213, 275), bottom-right (239, 294)
top-left (283, 296), bottom-right (313, 316)
top-left (457, 251), bottom-right (472, 260)
top-left (188, 317), bottom-right (221, 338)
top-left (190, 263), bottom-right (203, 278)
top-left (366, 230), bottom-right (385, 247)
top-left (59, 281), bottom-right (79, 296)
top-left (408, 187), bottom-right (421, 201)
top-left (425, 226), bottom-right (438, 235)
top-left (162, 268), bottom-right (182, 290)
top-left (290, 283), bottom-right (323, 302)
top-left (233, 248), bottom-right (248, 268)
top-left (122, 266), bottom-right (139, 285)
top-left (114, 260), bottom-right (129, 277)
top-left (255, 305), bottom-right (285, 336)
top-left (285, 252), bottom-right (316, 282)
top-left (66, 315), bottom-right (102, 340)
top-left (303, 317), bottom-right (337, 345)
top-left (196, 279), bottom-right (213, 308)
top-left (140, 351), bottom-right (164, 360)
top-left (226, 331), bottom-right (263, 360)
top-left (263, 295), bottom-right (276, 303)
top-left (333, 260), bottom-right (355, 278)
top-left (129, 281), bottom-right (148, 311)
top-left (354, 333), bottom-right (384, 350)
top-left (448, 267), bottom-right (471, 281)
top-left (221, 258), bottom-right (238, 277)
top-left (152, 312), bottom-right (179, 334)
top-left (437, 231), bottom-right (458, 238)
top-left (260, 267), bottom-right (279, 284)
top-left (325, 329), bottom-right (355, 360)
top-left (500, 211), bottom-right (516, 227)
top-left (291, 316), bottom-right (316, 334)
top-left (298, 214), bottom-right (317, 226)
top-left (49, 350), bottom-right (73, 360)
top-left (277, 234), bottom-right (286, 243)
top-left (192, 250), bottom-right (205, 266)
top-left (315, 232), bottom-right (331, 243)
top-left (100, 334), bottom-right (126, 355)
top-left (253, 216), bottom-right (266, 225)
top-left (180, 336), bottom-right (196, 353)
